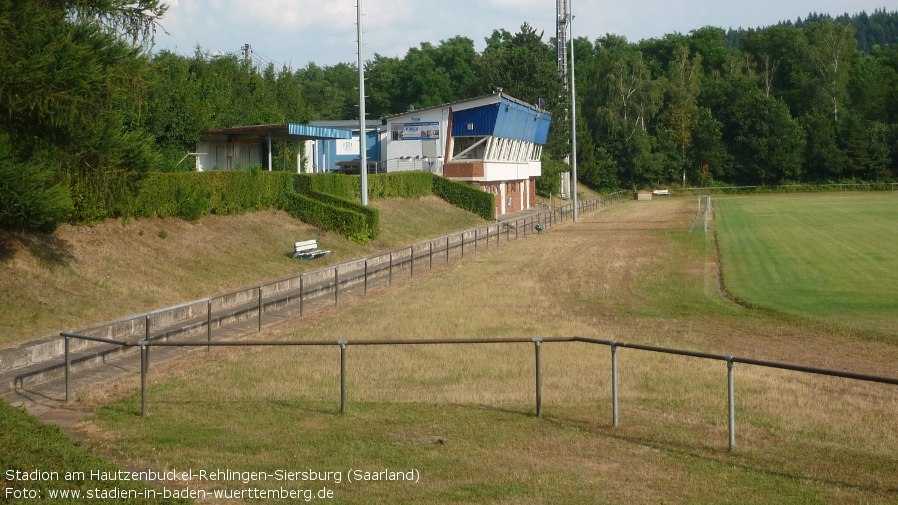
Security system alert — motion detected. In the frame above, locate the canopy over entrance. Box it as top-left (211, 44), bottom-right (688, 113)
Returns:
top-left (198, 123), bottom-right (353, 172)
top-left (203, 123), bottom-right (353, 143)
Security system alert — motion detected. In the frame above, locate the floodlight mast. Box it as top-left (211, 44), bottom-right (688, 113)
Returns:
top-left (569, 0), bottom-right (578, 221)
top-left (557, 0), bottom-right (569, 87)
top-left (357, 0), bottom-right (368, 205)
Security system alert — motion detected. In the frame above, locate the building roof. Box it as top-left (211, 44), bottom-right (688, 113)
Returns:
top-left (202, 123), bottom-right (353, 141)
top-left (310, 120), bottom-right (381, 131)
top-left (380, 92), bottom-right (548, 123)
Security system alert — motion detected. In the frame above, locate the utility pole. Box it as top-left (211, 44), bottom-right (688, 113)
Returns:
top-left (357, 0), bottom-right (368, 205)
top-left (242, 43), bottom-right (251, 63)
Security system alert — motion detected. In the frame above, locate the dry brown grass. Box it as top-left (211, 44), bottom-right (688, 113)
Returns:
top-left (0, 196), bottom-right (487, 348)
top-left (82, 197), bottom-right (898, 503)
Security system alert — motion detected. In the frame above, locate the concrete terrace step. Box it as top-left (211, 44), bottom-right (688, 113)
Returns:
top-left (1, 200), bottom-right (604, 399)
top-left (0, 264), bottom-right (372, 392)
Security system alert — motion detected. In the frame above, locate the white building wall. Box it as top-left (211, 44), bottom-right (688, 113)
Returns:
top-left (384, 108), bottom-right (445, 162)
top-left (196, 140), bottom-right (261, 171)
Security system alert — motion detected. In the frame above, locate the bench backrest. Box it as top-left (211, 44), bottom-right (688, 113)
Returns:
top-left (294, 239), bottom-right (318, 252)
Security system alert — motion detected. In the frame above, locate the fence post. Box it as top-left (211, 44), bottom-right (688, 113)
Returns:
top-left (704, 197), bottom-right (710, 233)
top-left (485, 226), bottom-right (489, 250)
top-left (140, 344), bottom-right (148, 418)
top-left (429, 241), bottom-right (433, 270)
top-left (506, 222), bottom-right (509, 243)
top-left (446, 236), bottom-right (450, 264)
top-left (258, 286), bottom-right (263, 332)
top-left (461, 232), bottom-right (465, 258)
top-left (207, 299), bottom-right (212, 352)
top-left (299, 275), bottom-right (304, 318)
top-left (364, 260), bottom-right (368, 296)
top-left (612, 343), bottom-right (619, 427)
top-left (474, 228), bottom-right (478, 252)
top-left (728, 359), bottom-right (735, 452)
top-left (533, 338), bottom-right (543, 417)
top-left (64, 336), bottom-right (70, 403)
top-left (334, 268), bottom-right (339, 306)
top-left (389, 252), bottom-right (393, 285)
top-left (410, 246), bottom-right (414, 277)
top-left (339, 341), bottom-right (348, 415)
top-left (145, 315), bottom-right (150, 370)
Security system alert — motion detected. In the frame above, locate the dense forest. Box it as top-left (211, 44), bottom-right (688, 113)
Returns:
top-left (1, 1), bottom-right (897, 231)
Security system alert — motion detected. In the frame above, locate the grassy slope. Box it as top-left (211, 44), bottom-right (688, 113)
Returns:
top-left (0, 400), bottom-right (188, 504)
top-left (83, 197), bottom-right (898, 504)
top-left (0, 195), bottom-right (488, 348)
top-left (715, 193), bottom-right (898, 338)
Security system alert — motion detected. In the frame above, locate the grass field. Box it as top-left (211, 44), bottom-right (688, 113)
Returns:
top-left (74, 197), bottom-right (898, 504)
top-left (715, 193), bottom-right (898, 339)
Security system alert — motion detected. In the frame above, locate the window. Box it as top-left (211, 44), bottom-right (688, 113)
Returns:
top-left (452, 137), bottom-right (488, 160)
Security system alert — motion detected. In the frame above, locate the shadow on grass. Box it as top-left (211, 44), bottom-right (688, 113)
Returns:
top-left (539, 412), bottom-right (898, 496)
top-left (0, 231), bottom-right (74, 267)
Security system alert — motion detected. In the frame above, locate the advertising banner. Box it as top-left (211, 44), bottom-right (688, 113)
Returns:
top-left (391, 122), bottom-right (439, 141)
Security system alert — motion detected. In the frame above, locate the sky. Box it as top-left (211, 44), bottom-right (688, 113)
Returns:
top-left (152, 1), bottom-right (898, 68)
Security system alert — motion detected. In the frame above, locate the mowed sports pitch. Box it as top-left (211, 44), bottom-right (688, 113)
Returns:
top-left (82, 196), bottom-right (898, 504)
top-left (715, 192), bottom-right (898, 339)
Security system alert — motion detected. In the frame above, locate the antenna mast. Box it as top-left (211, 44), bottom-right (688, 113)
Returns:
top-left (556, 0), bottom-right (570, 86)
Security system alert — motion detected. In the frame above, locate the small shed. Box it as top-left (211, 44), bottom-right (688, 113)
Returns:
top-left (634, 190), bottom-right (653, 201)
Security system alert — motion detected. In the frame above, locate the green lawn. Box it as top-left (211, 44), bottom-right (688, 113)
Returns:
top-left (0, 400), bottom-right (188, 504)
top-left (715, 193), bottom-right (898, 338)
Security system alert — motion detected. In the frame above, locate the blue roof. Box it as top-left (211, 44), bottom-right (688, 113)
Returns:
top-left (451, 98), bottom-right (551, 144)
top-left (288, 123), bottom-right (353, 139)
top-left (203, 123), bottom-right (352, 141)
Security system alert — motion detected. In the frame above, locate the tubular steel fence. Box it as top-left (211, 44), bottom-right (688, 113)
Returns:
top-left (54, 196), bottom-right (609, 391)
top-left (56, 191), bottom-right (898, 452)
top-left (58, 334), bottom-right (898, 453)
top-left (681, 182), bottom-right (898, 194)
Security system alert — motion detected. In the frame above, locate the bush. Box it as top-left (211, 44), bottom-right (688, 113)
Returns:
top-left (537, 155), bottom-right (565, 197)
top-left (294, 173), bottom-right (359, 200)
top-left (368, 172), bottom-right (433, 198)
top-left (133, 170), bottom-right (293, 219)
top-left (305, 190), bottom-right (379, 240)
top-left (0, 141), bottom-right (72, 232)
top-left (283, 193), bottom-right (372, 244)
top-left (431, 175), bottom-right (494, 220)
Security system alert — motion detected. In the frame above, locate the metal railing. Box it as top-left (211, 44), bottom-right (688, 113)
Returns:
top-left (681, 182), bottom-right (898, 194)
top-left (54, 196), bottom-right (611, 390)
top-left (59, 334), bottom-right (898, 453)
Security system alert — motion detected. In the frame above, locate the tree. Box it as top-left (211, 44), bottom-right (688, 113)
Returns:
top-left (689, 108), bottom-right (730, 184)
top-left (0, 0), bottom-right (164, 221)
top-left (804, 19), bottom-right (857, 122)
top-left (661, 47), bottom-right (702, 168)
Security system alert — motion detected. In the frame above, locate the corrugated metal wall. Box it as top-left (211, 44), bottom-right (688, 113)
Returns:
top-left (451, 99), bottom-right (551, 144)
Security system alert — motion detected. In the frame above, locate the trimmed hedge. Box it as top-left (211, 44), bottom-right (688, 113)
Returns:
top-left (294, 173), bottom-right (359, 200)
top-left (133, 170), bottom-right (293, 219)
top-left (432, 175), bottom-right (495, 220)
top-left (305, 190), bottom-right (379, 241)
top-left (368, 172), bottom-right (433, 198)
top-left (295, 171), bottom-right (492, 220)
top-left (126, 170), bottom-right (491, 242)
top-left (295, 171), bottom-right (435, 200)
top-left (283, 193), bottom-right (371, 243)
